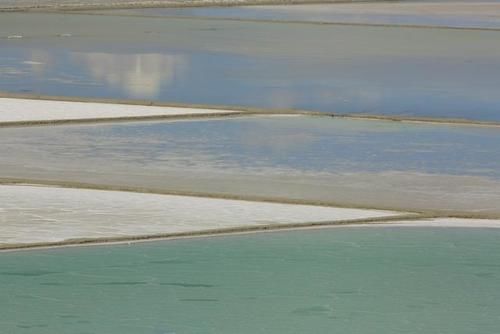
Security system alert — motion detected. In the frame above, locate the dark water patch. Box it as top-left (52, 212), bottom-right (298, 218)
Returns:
top-left (330, 289), bottom-right (358, 295)
top-left (161, 282), bottom-right (215, 288)
top-left (88, 281), bottom-right (148, 286)
top-left (1, 270), bottom-right (60, 277)
top-left (59, 314), bottom-right (79, 319)
top-left (148, 259), bottom-right (193, 265)
top-left (107, 263), bottom-right (143, 269)
top-left (76, 320), bottom-right (92, 324)
top-left (475, 272), bottom-right (495, 278)
top-left (462, 262), bottom-right (500, 268)
top-left (292, 305), bottom-right (333, 317)
top-left (16, 323), bottom-right (49, 329)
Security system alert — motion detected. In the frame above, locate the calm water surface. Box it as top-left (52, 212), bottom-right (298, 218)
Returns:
top-left (1, 227), bottom-right (500, 333)
top-left (2, 116), bottom-right (499, 178)
top-left (1, 13), bottom-right (500, 121)
top-left (103, 2), bottom-right (500, 30)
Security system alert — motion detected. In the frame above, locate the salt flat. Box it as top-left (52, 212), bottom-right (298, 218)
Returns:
top-left (0, 184), bottom-right (404, 247)
top-left (0, 98), bottom-right (240, 124)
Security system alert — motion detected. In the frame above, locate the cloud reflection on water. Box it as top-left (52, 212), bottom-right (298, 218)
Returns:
top-left (72, 52), bottom-right (188, 98)
top-left (27, 49), bottom-right (51, 75)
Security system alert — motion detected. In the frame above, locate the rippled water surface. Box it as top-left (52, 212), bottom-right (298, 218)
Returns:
top-left (2, 13), bottom-right (500, 121)
top-left (1, 227), bottom-right (500, 334)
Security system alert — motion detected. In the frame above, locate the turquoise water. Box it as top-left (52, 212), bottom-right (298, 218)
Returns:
top-left (2, 13), bottom-right (500, 121)
top-left (1, 227), bottom-right (500, 333)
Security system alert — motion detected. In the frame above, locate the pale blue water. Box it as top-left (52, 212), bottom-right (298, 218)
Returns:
top-left (2, 13), bottom-right (500, 122)
top-left (1, 227), bottom-right (500, 333)
top-left (2, 117), bottom-right (500, 179)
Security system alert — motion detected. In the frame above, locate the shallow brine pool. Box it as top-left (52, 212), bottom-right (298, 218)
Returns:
top-left (100, 2), bottom-right (500, 30)
top-left (1, 227), bottom-right (499, 333)
top-left (2, 13), bottom-right (500, 121)
top-left (2, 116), bottom-right (500, 214)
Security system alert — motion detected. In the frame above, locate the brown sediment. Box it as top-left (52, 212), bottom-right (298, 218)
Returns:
top-left (0, 213), bottom-right (426, 252)
top-left (1, 92), bottom-right (500, 129)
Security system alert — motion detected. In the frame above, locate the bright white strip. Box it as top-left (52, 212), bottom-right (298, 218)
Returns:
top-left (0, 185), bottom-right (401, 246)
top-left (372, 218), bottom-right (500, 229)
top-left (0, 98), bottom-right (240, 123)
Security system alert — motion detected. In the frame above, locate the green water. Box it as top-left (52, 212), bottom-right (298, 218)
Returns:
top-left (1, 227), bottom-right (499, 333)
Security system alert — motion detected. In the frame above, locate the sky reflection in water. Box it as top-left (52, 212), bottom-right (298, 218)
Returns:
top-left (1, 13), bottom-right (500, 121)
top-left (2, 116), bottom-right (500, 179)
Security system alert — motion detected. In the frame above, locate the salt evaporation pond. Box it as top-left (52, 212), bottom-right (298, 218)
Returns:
top-left (1, 116), bottom-right (500, 214)
top-left (101, 2), bottom-right (500, 30)
top-left (1, 227), bottom-right (500, 333)
top-left (1, 13), bottom-right (500, 122)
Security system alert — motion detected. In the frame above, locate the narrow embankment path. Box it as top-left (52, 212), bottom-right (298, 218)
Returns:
top-left (1, 95), bottom-right (499, 128)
